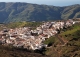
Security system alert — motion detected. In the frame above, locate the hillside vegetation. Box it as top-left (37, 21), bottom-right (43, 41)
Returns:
top-left (0, 2), bottom-right (80, 23)
top-left (5, 22), bottom-right (42, 29)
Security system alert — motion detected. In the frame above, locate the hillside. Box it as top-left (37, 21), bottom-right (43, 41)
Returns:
top-left (0, 45), bottom-right (49, 57)
top-left (44, 23), bottom-right (80, 57)
top-left (0, 2), bottom-right (80, 23)
top-left (0, 21), bottom-right (80, 57)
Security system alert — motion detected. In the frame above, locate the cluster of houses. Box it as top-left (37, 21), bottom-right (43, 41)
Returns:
top-left (0, 20), bottom-right (75, 50)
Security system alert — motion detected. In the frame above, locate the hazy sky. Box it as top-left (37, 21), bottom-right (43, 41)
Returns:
top-left (0, 0), bottom-right (80, 6)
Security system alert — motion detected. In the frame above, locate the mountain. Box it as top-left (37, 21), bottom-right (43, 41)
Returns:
top-left (61, 4), bottom-right (80, 19)
top-left (0, 2), bottom-right (80, 23)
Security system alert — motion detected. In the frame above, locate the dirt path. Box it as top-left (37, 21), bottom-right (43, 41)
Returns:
top-left (55, 34), bottom-right (68, 46)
